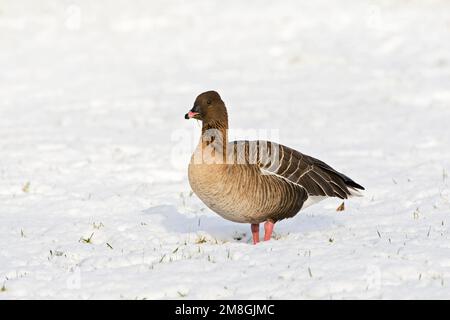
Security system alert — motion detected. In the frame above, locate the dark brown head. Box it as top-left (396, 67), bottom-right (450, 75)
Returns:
top-left (185, 91), bottom-right (228, 125)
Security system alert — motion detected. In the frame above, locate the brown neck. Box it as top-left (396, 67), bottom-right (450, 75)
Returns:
top-left (202, 117), bottom-right (228, 134)
top-left (200, 118), bottom-right (229, 162)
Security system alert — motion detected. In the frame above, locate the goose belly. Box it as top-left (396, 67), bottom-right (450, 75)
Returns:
top-left (188, 164), bottom-right (304, 223)
top-left (188, 164), bottom-right (250, 222)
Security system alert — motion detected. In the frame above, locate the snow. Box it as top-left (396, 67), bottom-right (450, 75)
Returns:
top-left (1, 0), bottom-right (450, 299)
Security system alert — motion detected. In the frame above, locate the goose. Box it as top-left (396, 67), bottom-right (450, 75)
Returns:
top-left (185, 91), bottom-right (364, 244)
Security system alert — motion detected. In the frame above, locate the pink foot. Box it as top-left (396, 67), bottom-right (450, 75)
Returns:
top-left (264, 220), bottom-right (275, 241)
top-left (251, 224), bottom-right (260, 244)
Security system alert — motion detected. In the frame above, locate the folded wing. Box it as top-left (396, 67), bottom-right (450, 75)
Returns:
top-left (229, 140), bottom-right (364, 200)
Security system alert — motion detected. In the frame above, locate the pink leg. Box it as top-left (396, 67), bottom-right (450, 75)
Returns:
top-left (251, 224), bottom-right (260, 244)
top-left (264, 220), bottom-right (275, 241)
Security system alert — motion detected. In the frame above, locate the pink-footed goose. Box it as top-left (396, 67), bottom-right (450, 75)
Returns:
top-left (185, 91), bottom-right (364, 244)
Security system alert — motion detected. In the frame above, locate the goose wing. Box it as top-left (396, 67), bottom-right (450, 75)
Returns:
top-left (229, 140), bottom-right (364, 199)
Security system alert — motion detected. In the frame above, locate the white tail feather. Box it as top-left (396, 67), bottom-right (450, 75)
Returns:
top-left (349, 188), bottom-right (364, 197)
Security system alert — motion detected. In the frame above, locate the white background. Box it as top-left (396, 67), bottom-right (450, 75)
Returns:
top-left (1, 0), bottom-right (450, 299)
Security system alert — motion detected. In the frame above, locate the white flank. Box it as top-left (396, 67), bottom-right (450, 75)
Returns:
top-left (302, 196), bottom-right (327, 209)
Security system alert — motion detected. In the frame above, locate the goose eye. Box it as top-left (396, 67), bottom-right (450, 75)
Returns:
top-left (207, 100), bottom-right (212, 105)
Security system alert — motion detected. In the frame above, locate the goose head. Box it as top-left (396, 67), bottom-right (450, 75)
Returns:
top-left (185, 91), bottom-right (228, 125)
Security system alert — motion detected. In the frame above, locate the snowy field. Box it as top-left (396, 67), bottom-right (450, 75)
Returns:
top-left (1, 0), bottom-right (450, 299)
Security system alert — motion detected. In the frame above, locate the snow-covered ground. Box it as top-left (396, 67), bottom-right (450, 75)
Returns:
top-left (1, 0), bottom-right (450, 299)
